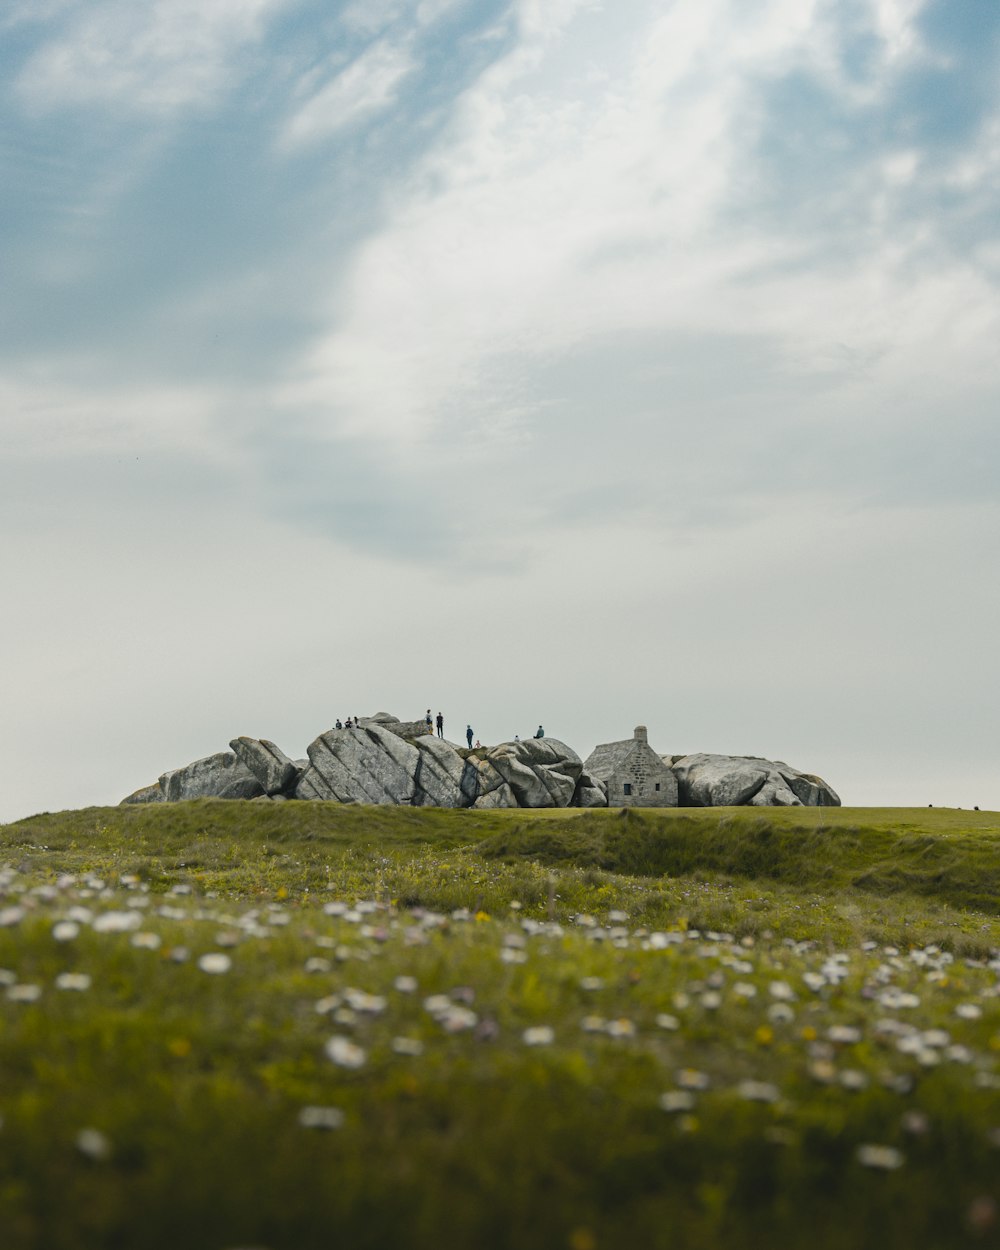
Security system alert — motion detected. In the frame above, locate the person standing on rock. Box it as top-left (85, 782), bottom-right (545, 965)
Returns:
top-left (466, 724), bottom-right (474, 748)
top-left (425, 709), bottom-right (433, 734)
top-left (436, 711), bottom-right (444, 738)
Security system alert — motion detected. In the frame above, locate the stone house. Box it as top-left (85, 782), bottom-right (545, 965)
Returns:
top-left (584, 726), bottom-right (678, 807)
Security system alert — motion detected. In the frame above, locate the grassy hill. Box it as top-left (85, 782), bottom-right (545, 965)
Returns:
top-left (0, 802), bottom-right (998, 1249)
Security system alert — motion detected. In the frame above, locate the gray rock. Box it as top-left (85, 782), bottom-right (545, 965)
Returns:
top-left (573, 770), bottom-right (609, 808)
top-left (459, 752), bottom-right (512, 806)
top-left (748, 778), bottom-right (802, 807)
top-left (481, 738), bottom-right (583, 808)
top-left (379, 718), bottom-right (433, 740)
top-left (671, 753), bottom-right (840, 807)
top-left (471, 781), bottom-right (519, 809)
top-left (782, 771), bottom-right (841, 807)
top-left (671, 755), bottom-right (770, 807)
top-left (120, 782), bottom-right (166, 805)
top-left (412, 736), bottom-right (467, 807)
top-left (229, 737), bottom-right (300, 796)
top-left (159, 752), bottom-right (264, 802)
top-left (295, 724), bottom-right (420, 805)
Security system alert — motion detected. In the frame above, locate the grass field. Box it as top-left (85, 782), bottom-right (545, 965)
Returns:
top-left (0, 801), bottom-right (998, 1249)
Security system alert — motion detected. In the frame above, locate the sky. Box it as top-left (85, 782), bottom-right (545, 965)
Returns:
top-left (1, 0), bottom-right (998, 822)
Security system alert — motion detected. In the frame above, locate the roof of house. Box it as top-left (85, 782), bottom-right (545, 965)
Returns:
top-left (585, 739), bottom-right (643, 781)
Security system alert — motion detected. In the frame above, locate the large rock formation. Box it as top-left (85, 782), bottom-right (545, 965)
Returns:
top-left (119, 717), bottom-right (840, 810)
top-left (296, 724), bottom-right (422, 805)
top-left (230, 738), bottom-right (300, 796)
top-left (159, 752), bottom-right (264, 802)
top-left (670, 753), bottom-right (840, 808)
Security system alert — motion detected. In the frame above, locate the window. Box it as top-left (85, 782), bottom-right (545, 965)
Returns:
top-left (623, 783), bottom-right (632, 796)
top-left (655, 783), bottom-right (661, 792)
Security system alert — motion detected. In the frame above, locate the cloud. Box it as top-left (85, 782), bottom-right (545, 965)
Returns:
top-left (284, 0), bottom-right (999, 462)
top-left (14, 0), bottom-right (288, 115)
top-left (280, 37), bottom-right (417, 149)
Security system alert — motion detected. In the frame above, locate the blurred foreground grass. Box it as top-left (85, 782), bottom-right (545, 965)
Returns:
top-left (0, 801), bottom-right (998, 1250)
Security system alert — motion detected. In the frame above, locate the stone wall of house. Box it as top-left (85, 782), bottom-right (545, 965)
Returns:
top-left (605, 742), bottom-right (678, 807)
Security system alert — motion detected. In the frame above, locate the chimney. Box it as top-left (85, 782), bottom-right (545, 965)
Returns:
top-left (634, 725), bottom-right (647, 743)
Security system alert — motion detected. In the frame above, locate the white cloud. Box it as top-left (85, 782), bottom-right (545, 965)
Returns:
top-left (280, 38), bottom-right (417, 149)
top-left (288, 0), bottom-right (996, 456)
top-left (15, 0), bottom-right (288, 115)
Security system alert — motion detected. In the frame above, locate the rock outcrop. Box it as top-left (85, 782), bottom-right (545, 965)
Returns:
top-left (159, 752), bottom-right (264, 802)
top-left (670, 753), bottom-right (840, 808)
top-left (230, 737), bottom-right (300, 796)
top-left (119, 717), bottom-right (840, 810)
top-left (480, 738), bottom-right (583, 808)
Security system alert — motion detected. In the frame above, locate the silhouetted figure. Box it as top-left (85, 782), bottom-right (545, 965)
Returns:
top-left (335, 718), bottom-right (343, 729)
top-left (534, 725), bottom-right (544, 739)
top-left (466, 725), bottom-right (474, 748)
top-left (436, 712), bottom-right (444, 738)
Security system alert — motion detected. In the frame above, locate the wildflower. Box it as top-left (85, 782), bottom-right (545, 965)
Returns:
top-left (93, 910), bottom-right (142, 933)
top-left (343, 988), bottom-right (386, 1014)
top-left (394, 975), bottom-right (418, 994)
top-left (197, 953), bottom-right (232, 975)
top-left (901, 1110), bottom-right (930, 1136)
top-left (298, 1106), bottom-right (345, 1130)
top-left (523, 1026), bottom-right (555, 1046)
top-left (304, 957), bottom-right (332, 974)
top-left (659, 1091), bottom-right (697, 1113)
top-left (755, 1025), bottom-right (775, 1046)
top-left (6, 984), bottom-right (41, 1003)
top-left (856, 1144), bottom-right (904, 1171)
top-left (392, 1037), bottom-right (424, 1057)
top-left (501, 947), bottom-right (527, 964)
top-left (606, 1018), bottom-right (635, 1039)
top-left (828, 1025), bottom-right (862, 1045)
top-left (581, 1015), bottom-right (607, 1033)
top-left (769, 981), bottom-right (796, 1001)
top-left (676, 1068), bottom-right (710, 1091)
top-left (168, 946), bottom-right (190, 963)
top-left (579, 976), bottom-right (604, 991)
top-left (737, 1080), bottom-right (779, 1103)
top-left (767, 1004), bottom-right (794, 1025)
top-left (656, 1013), bottom-right (680, 1031)
top-left (0, 907), bottom-right (25, 927)
top-left (440, 1006), bottom-right (478, 1033)
top-left (325, 1036), bottom-right (367, 1069)
top-left (76, 1135), bottom-right (112, 1160)
top-left (55, 973), bottom-right (91, 991)
top-left (808, 1060), bottom-right (837, 1084)
top-left (52, 921), bottom-right (80, 942)
top-left (732, 983), bottom-right (757, 1000)
top-left (839, 1069), bottom-right (869, 1091)
top-left (956, 1003), bottom-right (982, 1020)
top-left (700, 991), bottom-right (722, 1010)
top-left (76, 1129), bottom-right (112, 1161)
top-left (131, 932), bottom-right (161, 950)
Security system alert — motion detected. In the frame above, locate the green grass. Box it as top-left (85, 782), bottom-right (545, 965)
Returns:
top-left (0, 802), bottom-right (998, 1249)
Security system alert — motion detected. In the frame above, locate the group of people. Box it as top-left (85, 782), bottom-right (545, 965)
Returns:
top-left (335, 711), bottom-right (545, 749)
